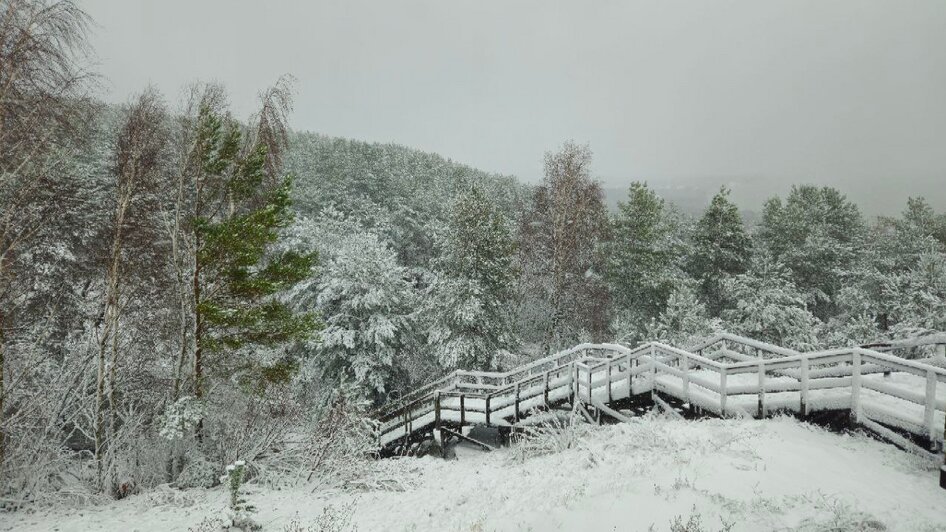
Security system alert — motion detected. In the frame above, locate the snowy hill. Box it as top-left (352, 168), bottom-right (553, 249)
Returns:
top-left (7, 415), bottom-right (945, 532)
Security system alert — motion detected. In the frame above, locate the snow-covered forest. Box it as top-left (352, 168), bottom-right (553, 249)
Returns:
top-left (2, 1), bottom-right (946, 530)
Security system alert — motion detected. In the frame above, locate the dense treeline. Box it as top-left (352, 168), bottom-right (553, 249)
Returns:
top-left (3, 0), bottom-right (946, 508)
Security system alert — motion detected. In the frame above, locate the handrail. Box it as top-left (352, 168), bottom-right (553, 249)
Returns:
top-left (689, 332), bottom-right (801, 358)
top-left (376, 334), bottom-right (946, 450)
top-left (373, 341), bottom-right (627, 418)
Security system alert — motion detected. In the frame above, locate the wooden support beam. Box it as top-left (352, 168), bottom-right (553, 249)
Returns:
top-left (593, 400), bottom-right (633, 423)
top-left (576, 401), bottom-right (596, 424)
top-left (653, 393), bottom-right (683, 420)
top-left (440, 427), bottom-right (495, 452)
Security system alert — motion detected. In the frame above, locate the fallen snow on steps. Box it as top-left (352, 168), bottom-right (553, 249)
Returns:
top-left (4, 415), bottom-right (946, 531)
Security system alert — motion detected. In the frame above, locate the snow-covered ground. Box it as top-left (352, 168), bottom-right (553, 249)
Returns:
top-left (4, 415), bottom-right (946, 531)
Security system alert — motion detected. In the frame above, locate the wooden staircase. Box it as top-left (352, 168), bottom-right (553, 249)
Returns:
top-left (373, 334), bottom-right (946, 464)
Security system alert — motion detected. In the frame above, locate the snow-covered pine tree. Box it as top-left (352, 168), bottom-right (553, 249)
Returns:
top-left (885, 249), bottom-right (946, 340)
top-left (722, 254), bottom-right (819, 350)
top-left (756, 185), bottom-right (866, 321)
top-left (645, 283), bottom-right (720, 348)
top-left (824, 199), bottom-right (946, 346)
top-left (604, 182), bottom-right (687, 344)
top-left (686, 187), bottom-right (751, 317)
top-left (313, 219), bottom-right (419, 405)
top-left (893, 197), bottom-right (946, 249)
top-left (427, 185), bottom-right (516, 371)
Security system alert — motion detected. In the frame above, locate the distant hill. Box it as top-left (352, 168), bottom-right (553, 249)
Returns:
top-left (285, 131), bottom-right (530, 267)
top-left (287, 132), bottom-right (528, 221)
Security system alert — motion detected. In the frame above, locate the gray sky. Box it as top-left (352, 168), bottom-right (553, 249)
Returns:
top-left (83, 0), bottom-right (946, 215)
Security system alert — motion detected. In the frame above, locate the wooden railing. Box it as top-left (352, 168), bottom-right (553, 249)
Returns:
top-left (375, 335), bottom-right (946, 456)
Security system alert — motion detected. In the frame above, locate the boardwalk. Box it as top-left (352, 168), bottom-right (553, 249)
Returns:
top-left (374, 333), bottom-right (946, 460)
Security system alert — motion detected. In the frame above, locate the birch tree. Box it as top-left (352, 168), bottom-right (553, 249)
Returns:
top-left (93, 89), bottom-right (167, 490)
top-left (518, 142), bottom-right (609, 353)
top-left (0, 0), bottom-right (92, 472)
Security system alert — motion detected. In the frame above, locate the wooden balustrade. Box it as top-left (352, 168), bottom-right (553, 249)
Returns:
top-left (376, 337), bottom-right (946, 456)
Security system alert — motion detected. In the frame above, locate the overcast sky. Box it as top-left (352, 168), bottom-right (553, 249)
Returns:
top-left (83, 0), bottom-right (946, 214)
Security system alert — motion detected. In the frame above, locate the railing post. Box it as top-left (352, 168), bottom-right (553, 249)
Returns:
top-left (851, 351), bottom-right (862, 423)
top-left (719, 367), bottom-right (728, 417)
top-left (681, 353), bottom-right (690, 404)
top-left (587, 363), bottom-right (593, 403)
top-left (626, 352), bottom-right (633, 398)
top-left (406, 401), bottom-right (413, 435)
top-left (800, 356), bottom-right (810, 417)
top-left (436, 392), bottom-right (441, 425)
top-left (543, 370), bottom-right (550, 407)
top-left (757, 360), bottom-right (765, 418)
top-left (485, 394), bottom-right (491, 427)
top-left (572, 364), bottom-right (578, 406)
top-left (925, 370), bottom-right (937, 446)
top-left (607, 360), bottom-right (613, 403)
top-left (514, 382), bottom-right (521, 423)
top-left (650, 345), bottom-right (657, 400)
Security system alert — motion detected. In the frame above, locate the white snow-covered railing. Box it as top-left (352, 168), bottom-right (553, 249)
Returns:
top-left (373, 342), bottom-right (633, 420)
top-left (375, 334), bottom-right (946, 454)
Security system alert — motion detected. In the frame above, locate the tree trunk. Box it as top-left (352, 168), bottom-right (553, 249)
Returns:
top-left (0, 309), bottom-right (5, 473)
top-left (97, 185), bottom-right (130, 492)
top-left (192, 257), bottom-right (204, 441)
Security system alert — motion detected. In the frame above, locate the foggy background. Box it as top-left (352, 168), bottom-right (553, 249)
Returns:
top-left (82, 0), bottom-right (946, 216)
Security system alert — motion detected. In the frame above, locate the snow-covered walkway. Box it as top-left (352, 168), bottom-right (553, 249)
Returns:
top-left (378, 334), bottom-right (946, 455)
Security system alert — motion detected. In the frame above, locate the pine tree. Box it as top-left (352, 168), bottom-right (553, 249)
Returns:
top-left (181, 98), bottom-right (317, 412)
top-left (645, 283), bottom-right (720, 348)
top-left (603, 182), bottom-right (685, 344)
top-left (722, 255), bottom-right (819, 350)
top-left (427, 185), bottom-right (516, 370)
top-left (826, 198), bottom-right (946, 345)
top-left (885, 250), bottom-right (946, 339)
top-left (313, 219), bottom-right (418, 405)
top-left (687, 187), bottom-right (751, 316)
top-left (756, 185), bottom-right (866, 320)
top-left (896, 197), bottom-right (946, 248)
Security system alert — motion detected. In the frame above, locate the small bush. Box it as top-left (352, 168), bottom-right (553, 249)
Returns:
top-left (177, 453), bottom-right (219, 489)
top-left (279, 501), bottom-right (358, 532)
top-left (225, 461), bottom-right (260, 531)
top-left (509, 409), bottom-right (592, 461)
top-left (664, 507), bottom-right (734, 532)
